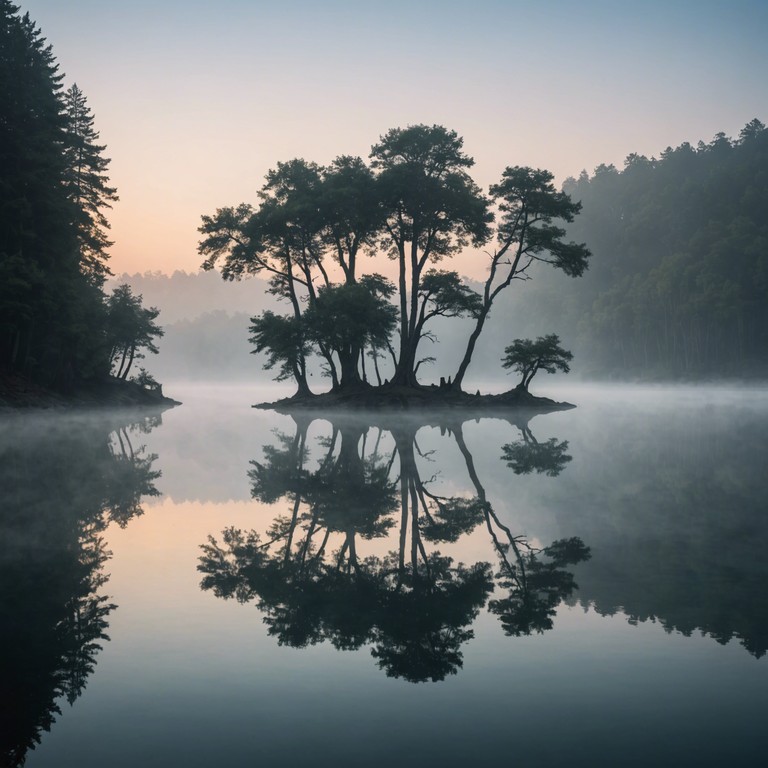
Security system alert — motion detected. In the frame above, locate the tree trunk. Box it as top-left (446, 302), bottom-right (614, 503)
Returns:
top-left (453, 305), bottom-right (490, 390)
top-left (120, 344), bottom-right (136, 380)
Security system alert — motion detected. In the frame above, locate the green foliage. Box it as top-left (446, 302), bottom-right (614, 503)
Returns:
top-left (303, 276), bottom-right (398, 386)
top-left (371, 124), bottom-right (493, 258)
top-left (62, 83), bottom-right (119, 287)
top-left (501, 333), bottom-right (573, 390)
top-left (491, 166), bottom-right (590, 278)
top-left (200, 123), bottom-right (504, 391)
top-left (419, 270), bottom-right (482, 320)
top-left (248, 310), bottom-right (309, 384)
top-left (106, 284), bottom-right (164, 380)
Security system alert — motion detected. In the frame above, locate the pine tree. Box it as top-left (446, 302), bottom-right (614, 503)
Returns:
top-left (0, 3), bottom-right (116, 387)
top-left (63, 83), bottom-right (118, 287)
top-left (0, 1), bottom-right (76, 377)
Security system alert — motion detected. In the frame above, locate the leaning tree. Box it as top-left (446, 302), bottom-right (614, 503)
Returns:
top-left (452, 168), bottom-right (590, 390)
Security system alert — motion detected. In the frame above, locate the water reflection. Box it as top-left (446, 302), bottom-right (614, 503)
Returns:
top-left (0, 413), bottom-right (162, 767)
top-left (567, 405), bottom-right (768, 659)
top-left (198, 412), bottom-right (589, 682)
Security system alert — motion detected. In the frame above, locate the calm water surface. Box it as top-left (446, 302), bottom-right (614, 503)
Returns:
top-left (2, 383), bottom-right (767, 767)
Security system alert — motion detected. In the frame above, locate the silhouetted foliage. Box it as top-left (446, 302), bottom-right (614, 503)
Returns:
top-left (106, 284), bottom-right (164, 380)
top-left (501, 334), bottom-right (572, 391)
top-left (62, 83), bottom-right (119, 288)
top-left (502, 435), bottom-right (572, 477)
top-left (0, 4), bottom-right (144, 392)
top-left (199, 124), bottom-right (587, 393)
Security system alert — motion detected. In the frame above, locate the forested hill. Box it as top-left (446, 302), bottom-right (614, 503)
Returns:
top-left (501, 120), bottom-right (768, 380)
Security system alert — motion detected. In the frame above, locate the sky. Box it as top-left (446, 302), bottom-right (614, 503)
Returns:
top-left (20, 0), bottom-right (768, 278)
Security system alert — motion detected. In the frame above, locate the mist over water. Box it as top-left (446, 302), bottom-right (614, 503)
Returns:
top-left (3, 382), bottom-right (767, 767)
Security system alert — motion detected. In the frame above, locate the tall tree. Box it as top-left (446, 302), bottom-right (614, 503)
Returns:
top-left (320, 155), bottom-right (383, 285)
top-left (453, 167), bottom-right (590, 390)
top-left (370, 125), bottom-right (492, 386)
top-left (0, 2), bottom-right (75, 379)
top-left (199, 160), bottom-right (332, 393)
top-left (1, 4), bottom-right (121, 390)
top-left (62, 83), bottom-right (119, 287)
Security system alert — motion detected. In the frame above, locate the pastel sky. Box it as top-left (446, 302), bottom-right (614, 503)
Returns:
top-left (21, 0), bottom-right (768, 277)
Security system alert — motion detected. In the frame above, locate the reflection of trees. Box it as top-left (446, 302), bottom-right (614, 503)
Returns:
top-left (0, 414), bottom-right (162, 767)
top-left (449, 418), bottom-right (589, 637)
top-left (501, 423), bottom-right (571, 477)
top-left (199, 413), bottom-right (587, 683)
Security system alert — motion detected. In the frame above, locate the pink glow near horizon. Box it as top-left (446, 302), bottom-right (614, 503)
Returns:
top-left (20, 0), bottom-right (768, 279)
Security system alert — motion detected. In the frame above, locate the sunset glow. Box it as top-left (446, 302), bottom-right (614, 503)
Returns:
top-left (21, 0), bottom-right (768, 277)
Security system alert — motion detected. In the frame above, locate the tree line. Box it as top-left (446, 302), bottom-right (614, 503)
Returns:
top-left (497, 120), bottom-right (768, 379)
top-left (199, 127), bottom-right (590, 395)
top-left (0, 2), bottom-right (161, 392)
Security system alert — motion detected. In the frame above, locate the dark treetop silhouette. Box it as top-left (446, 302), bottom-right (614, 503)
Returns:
top-left (0, 3), bottom-right (172, 406)
top-left (198, 125), bottom-right (590, 403)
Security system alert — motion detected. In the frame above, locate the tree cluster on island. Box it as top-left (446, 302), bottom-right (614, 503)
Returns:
top-left (0, 3), bottom-right (164, 401)
top-left (199, 126), bottom-right (590, 402)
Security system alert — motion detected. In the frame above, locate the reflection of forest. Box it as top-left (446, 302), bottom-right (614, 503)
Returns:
top-left (563, 409), bottom-right (768, 659)
top-left (0, 414), bottom-right (162, 767)
top-left (198, 413), bottom-right (588, 683)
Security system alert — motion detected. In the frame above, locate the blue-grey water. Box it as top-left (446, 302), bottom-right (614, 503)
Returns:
top-left (2, 383), bottom-right (767, 767)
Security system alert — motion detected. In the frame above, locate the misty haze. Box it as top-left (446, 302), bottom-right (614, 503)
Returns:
top-left (2, 2), bottom-right (767, 767)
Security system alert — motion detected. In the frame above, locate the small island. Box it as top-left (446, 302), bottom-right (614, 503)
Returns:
top-left (199, 126), bottom-right (589, 413)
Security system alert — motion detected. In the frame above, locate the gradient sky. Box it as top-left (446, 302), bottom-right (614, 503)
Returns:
top-left (21, 0), bottom-right (768, 277)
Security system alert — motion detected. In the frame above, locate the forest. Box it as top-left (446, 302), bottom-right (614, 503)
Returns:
top-left (501, 121), bottom-right (768, 379)
top-left (0, 2), bottom-right (163, 401)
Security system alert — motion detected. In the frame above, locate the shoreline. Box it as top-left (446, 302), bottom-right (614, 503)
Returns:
top-left (253, 383), bottom-right (574, 416)
top-left (0, 373), bottom-right (181, 411)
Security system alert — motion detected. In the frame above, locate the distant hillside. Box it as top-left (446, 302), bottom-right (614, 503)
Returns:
top-left (108, 269), bottom-right (279, 324)
top-left (489, 120), bottom-right (768, 380)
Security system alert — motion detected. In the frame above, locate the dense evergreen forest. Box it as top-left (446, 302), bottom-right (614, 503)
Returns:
top-left (0, 2), bottom-right (162, 400)
top-left (503, 121), bottom-right (768, 379)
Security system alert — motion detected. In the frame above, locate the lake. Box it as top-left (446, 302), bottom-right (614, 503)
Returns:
top-left (2, 383), bottom-right (767, 767)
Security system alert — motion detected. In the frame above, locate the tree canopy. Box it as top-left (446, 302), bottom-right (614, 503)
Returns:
top-left (199, 124), bottom-right (588, 396)
top-left (502, 334), bottom-right (573, 391)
